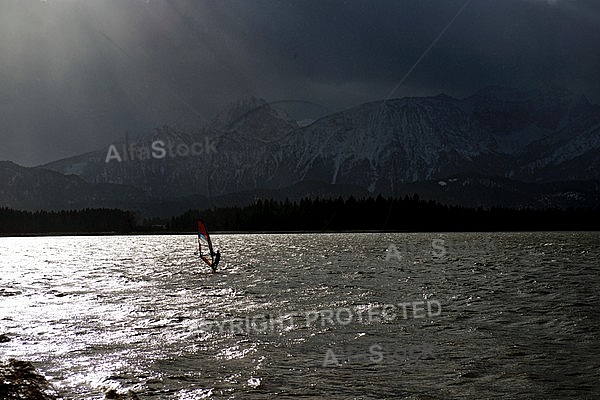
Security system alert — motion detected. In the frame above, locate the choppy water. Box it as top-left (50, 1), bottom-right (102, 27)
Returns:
top-left (1, 232), bottom-right (599, 399)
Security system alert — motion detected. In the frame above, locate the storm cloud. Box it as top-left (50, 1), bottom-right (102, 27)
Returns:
top-left (1, 0), bottom-right (599, 165)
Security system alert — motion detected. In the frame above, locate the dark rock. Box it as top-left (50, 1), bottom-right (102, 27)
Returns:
top-left (0, 358), bottom-right (59, 399)
top-left (0, 334), bottom-right (10, 343)
top-left (0, 358), bottom-right (142, 399)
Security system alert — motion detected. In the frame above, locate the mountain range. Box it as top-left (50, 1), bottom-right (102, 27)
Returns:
top-left (1, 86), bottom-right (599, 217)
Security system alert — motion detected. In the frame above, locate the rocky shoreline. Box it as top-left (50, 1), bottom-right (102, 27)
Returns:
top-left (0, 359), bottom-right (60, 400)
top-left (0, 358), bottom-right (139, 400)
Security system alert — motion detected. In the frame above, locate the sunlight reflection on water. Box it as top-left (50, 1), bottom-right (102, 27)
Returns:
top-left (1, 232), bottom-right (599, 398)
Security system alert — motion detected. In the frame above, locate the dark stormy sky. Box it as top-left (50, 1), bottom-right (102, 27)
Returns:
top-left (1, 0), bottom-right (599, 166)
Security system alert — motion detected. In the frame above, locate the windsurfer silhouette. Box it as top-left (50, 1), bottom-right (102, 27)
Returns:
top-left (211, 250), bottom-right (220, 272)
top-left (196, 220), bottom-right (220, 273)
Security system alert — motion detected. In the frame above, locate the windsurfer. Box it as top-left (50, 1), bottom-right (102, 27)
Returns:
top-left (197, 220), bottom-right (220, 273)
top-left (211, 250), bottom-right (221, 272)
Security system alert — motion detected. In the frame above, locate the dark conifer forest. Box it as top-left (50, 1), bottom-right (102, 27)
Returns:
top-left (1, 195), bottom-right (598, 234)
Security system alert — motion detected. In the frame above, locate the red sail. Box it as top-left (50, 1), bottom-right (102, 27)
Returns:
top-left (197, 220), bottom-right (214, 267)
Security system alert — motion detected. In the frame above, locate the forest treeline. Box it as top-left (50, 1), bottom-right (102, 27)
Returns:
top-left (0, 208), bottom-right (137, 234)
top-left (1, 195), bottom-right (599, 234)
top-left (169, 195), bottom-right (599, 232)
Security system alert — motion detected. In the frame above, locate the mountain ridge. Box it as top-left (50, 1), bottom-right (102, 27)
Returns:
top-left (1, 86), bottom-right (598, 215)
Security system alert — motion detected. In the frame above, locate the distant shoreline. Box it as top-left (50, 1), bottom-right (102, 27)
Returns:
top-left (1, 228), bottom-right (598, 238)
top-left (3, 197), bottom-right (598, 236)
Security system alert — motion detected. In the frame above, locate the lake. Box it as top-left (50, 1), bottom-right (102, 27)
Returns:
top-left (1, 232), bottom-right (599, 399)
